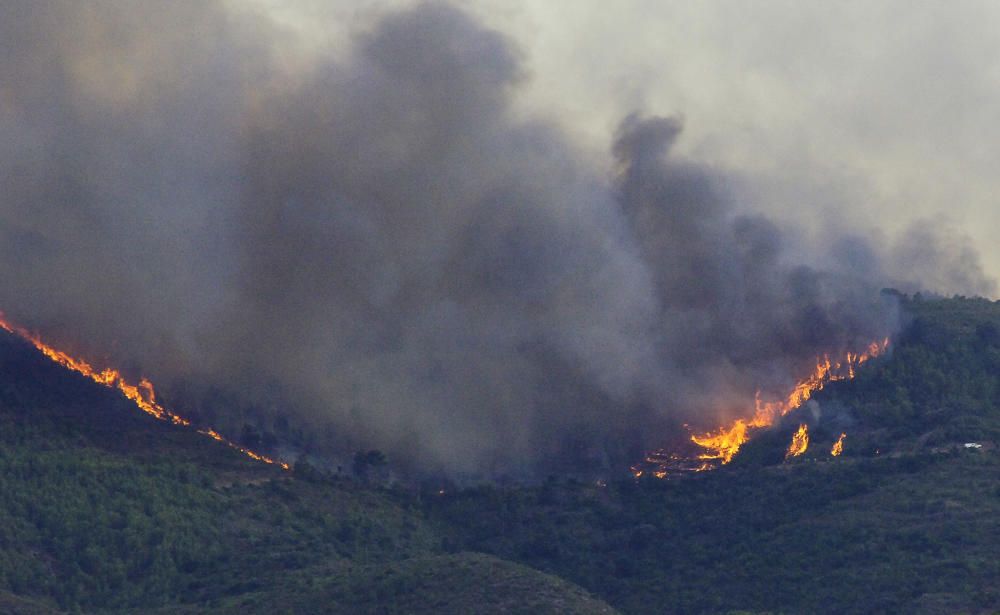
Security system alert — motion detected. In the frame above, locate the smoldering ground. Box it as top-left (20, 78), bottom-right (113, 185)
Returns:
top-left (0, 1), bottom-right (994, 476)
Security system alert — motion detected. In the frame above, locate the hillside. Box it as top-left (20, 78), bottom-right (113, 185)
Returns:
top-left (0, 332), bottom-right (615, 614)
top-left (0, 295), bottom-right (997, 613)
top-left (153, 553), bottom-right (617, 615)
top-left (429, 295), bottom-right (1000, 614)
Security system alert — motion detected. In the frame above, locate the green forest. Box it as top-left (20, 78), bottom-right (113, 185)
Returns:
top-left (0, 294), bottom-right (997, 614)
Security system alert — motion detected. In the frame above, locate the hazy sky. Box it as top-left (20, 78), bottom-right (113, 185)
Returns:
top-left (251, 0), bottom-right (1000, 285)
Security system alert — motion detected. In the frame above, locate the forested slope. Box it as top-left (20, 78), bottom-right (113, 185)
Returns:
top-left (0, 332), bottom-right (614, 613)
top-left (430, 295), bottom-right (1000, 614)
top-left (0, 294), bottom-right (996, 614)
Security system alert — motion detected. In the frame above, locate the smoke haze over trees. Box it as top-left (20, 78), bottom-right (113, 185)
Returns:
top-left (0, 1), bottom-right (995, 475)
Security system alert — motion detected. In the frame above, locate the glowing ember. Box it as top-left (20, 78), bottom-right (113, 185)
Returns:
top-left (831, 432), bottom-right (846, 457)
top-left (785, 424), bottom-right (809, 459)
top-left (0, 314), bottom-right (289, 470)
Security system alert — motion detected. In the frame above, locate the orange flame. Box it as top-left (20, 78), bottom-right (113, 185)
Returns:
top-left (690, 339), bottom-right (888, 464)
top-left (831, 432), bottom-right (846, 457)
top-left (785, 423), bottom-right (809, 459)
top-left (0, 315), bottom-right (289, 470)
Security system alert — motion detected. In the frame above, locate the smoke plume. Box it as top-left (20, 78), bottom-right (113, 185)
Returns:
top-left (0, 1), bottom-right (992, 475)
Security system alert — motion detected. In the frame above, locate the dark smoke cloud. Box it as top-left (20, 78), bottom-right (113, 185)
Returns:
top-left (0, 1), bottom-right (992, 476)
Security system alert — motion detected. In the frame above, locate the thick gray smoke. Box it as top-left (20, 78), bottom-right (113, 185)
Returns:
top-left (0, 1), bottom-right (992, 475)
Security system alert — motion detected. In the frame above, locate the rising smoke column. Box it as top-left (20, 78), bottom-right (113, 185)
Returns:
top-left (0, 1), bottom-right (993, 477)
top-left (612, 114), bottom-right (899, 403)
top-left (224, 3), bottom-right (667, 475)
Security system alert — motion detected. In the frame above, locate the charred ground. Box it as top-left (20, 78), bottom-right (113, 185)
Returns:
top-left (0, 294), bottom-right (996, 614)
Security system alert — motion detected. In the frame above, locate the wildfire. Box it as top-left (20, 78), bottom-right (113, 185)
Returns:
top-left (785, 424), bottom-right (809, 459)
top-left (690, 339), bottom-right (888, 464)
top-left (831, 432), bottom-right (846, 457)
top-left (633, 338), bottom-right (888, 479)
top-left (0, 315), bottom-right (289, 470)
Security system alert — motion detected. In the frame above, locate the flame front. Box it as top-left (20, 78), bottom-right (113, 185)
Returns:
top-left (831, 432), bottom-right (846, 457)
top-left (785, 424), bottom-right (809, 459)
top-left (690, 339), bottom-right (888, 464)
top-left (0, 315), bottom-right (289, 470)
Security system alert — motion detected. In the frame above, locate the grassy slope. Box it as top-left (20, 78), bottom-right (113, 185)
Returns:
top-left (0, 295), bottom-right (996, 614)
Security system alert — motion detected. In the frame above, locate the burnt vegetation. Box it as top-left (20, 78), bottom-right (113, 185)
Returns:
top-left (0, 294), bottom-right (996, 614)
